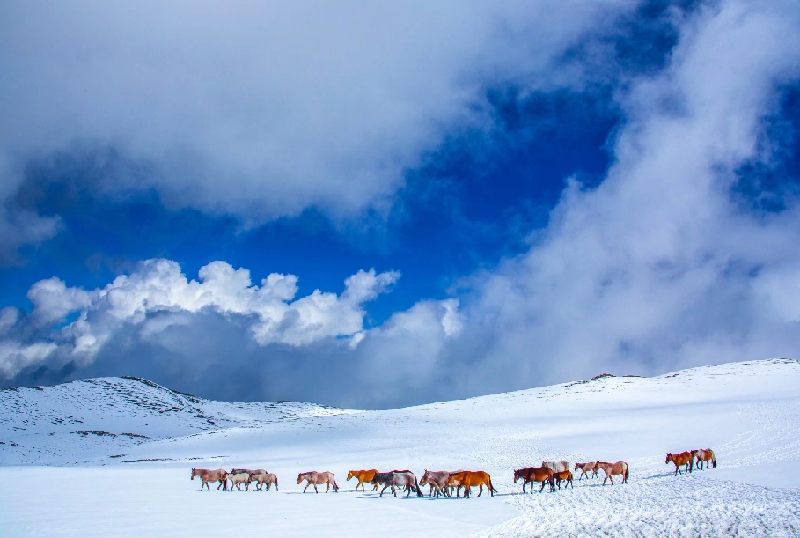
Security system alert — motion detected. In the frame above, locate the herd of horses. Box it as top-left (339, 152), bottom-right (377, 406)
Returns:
top-left (190, 448), bottom-right (716, 496)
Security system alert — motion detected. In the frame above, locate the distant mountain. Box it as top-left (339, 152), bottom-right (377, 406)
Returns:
top-left (0, 376), bottom-right (353, 465)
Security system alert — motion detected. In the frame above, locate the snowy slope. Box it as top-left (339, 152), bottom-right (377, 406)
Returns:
top-left (1, 358), bottom-right (799, 537)
top-left (0, 376), bottom-right (354, 465)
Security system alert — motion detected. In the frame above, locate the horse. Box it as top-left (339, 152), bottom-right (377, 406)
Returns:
top-left (445, 470), bottom-right (466, 497)
top-left (692, 448), bottom-right (717, 470)
top-left (420, 470), bottom-right (451, 498)
top-left (376, 471), bottom-right (423, 498)
top-left (574, 461), bottom-right (598, 480)
top-left (228, 471), bottom-right (251, 491)
top-left (665, 452), bottom-right (693, 475)
top-left (347, 469), bottom-right (379, 491)
top-left (513, 467), bottom-right (554, 493)
top-left (448, 470), bottom-right (496, 498)
top-left (250, 471), bottom-right (278, 491)
top-left (596, 461), bottom-right (629, 485)
top-left (190, 468), bottom-right (228, 491)
top-left (542, 461), bottom-right (570, 473)
top-left (554, 470), bottom-right (574, 489)
top-left (297, 471), bottom-right (339, 493)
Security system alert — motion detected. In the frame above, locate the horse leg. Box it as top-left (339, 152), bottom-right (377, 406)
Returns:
top-left (477, 484), bottom-right (483, 497)
top-left (539, 480), bottom-right (545, 493)
top-left (314, 483), bottom-right (319, 494)
top-left (380, 484), bottom-right (388, 497)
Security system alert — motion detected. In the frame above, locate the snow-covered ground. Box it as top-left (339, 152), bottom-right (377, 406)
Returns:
top-left (1, 359), bottom-right (799, 537)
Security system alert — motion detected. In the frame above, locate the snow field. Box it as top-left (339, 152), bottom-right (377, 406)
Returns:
top-left (1, 359), bottom-right (799, 537)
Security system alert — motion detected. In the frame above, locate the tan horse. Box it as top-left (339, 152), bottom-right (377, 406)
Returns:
top-left (251, 471), bottom-right (278, 491)
top-left (574, 461), bottom-right (598, 480)
top-left (596, 461), bottom-right (629, 485)
top-left (513, 467), bottom-right (554, 493)
top-left (190, 468), bottom-right (228, 491)
top-left (228, 471), bottom-right (251, 491)
top-left (449, 470), bottom-right (497, 498)
top-left (347, 469), bottom-right (379, 491)
top-left (692, 448), bottom-right (717, 470)
top-left (297, 471), bottom-right (339, 493)
top-left (665, 452), bottom-right (693, 475)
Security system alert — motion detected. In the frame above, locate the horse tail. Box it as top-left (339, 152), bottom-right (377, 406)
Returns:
top-left (275, 476), bottom-right (279, 491)
top-left (488, 476), bottom-right (497, 495)
top-left (711, 450), bottom-right (717, 468)
top-left (414, 478), bottom-right (423, 497)
top-left (623, 463), bottom-right (629, 483)
top-left (333, 480), bottom-right (339, 492)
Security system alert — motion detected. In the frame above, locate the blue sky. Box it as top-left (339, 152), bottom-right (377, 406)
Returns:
top-left (1, 0), bottom-right (800, 408)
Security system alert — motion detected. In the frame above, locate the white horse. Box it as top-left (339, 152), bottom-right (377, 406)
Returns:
top-left (542, 460), bottom-right (570, 473)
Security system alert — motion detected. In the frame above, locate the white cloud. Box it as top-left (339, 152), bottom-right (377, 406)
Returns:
top-left (447, 0), bottom-right (800, 385)
top-left (0, 0), bottom-right (638, 252)
top-left (0, 259), bottom-right (399, 378)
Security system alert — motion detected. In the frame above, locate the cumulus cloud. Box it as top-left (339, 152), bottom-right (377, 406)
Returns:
top-left (0, 259), bottom-right (402, 379)
top-left (0, 0), bottom-right (638, 254)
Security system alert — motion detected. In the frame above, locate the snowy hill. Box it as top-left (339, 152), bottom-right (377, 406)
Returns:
top-left (1, 358), bottom-right (799, 537)
top-left (0, 376), bottom-right (353, 465)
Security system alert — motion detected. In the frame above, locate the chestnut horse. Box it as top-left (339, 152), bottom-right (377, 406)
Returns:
top-left (665, 452), bottom-right (693, 475)
top-left (347, 469), bottom-right (379, 491)
top-left (190, 468), bottom-right (228, 491)
top-left (297, 471), bottom-right (339, 493)
top-left (692, 448), bottom-right (717, 470)
top-left (554, 470), bottom-right (574, 489)
top-left (574, 461), bottom-right (598, 480)
top-left (596, 461), bottom-right (629, 485)
top-left (448, 470), bottom-right (496, 497)
top-left (513, 467), bottom-right (554, 493)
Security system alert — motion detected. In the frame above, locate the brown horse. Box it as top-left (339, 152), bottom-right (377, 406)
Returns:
top-left (190, 468), bottom-right (228, 491)
top-left (347, 469), bottom-right (379, 491)
top-left (448, 470), bottom-right (496, 498)
top-left (554, 470), bottom-right (574, 489)
top-left (596, 461), bottom-right (629, 485)
top-left (574, 461), bottom-right (598, 480)
top-left (513, 467), bottom-right (554, 493)
top-left (297, 471), bottom-right (339, 493)
top-left (665, 452), bottom-right (693, 475)
top-left (692, 448), bottom-right (717, 470)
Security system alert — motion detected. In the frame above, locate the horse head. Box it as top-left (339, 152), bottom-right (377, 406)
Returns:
top-left (665, 453), bottom-right (672, 464)
top-left (190, 468), bottom-right (196, 479)
top-left (346, 471), bottom-right (354, 481)
top-left (513, 469), bottom-right (521, 482)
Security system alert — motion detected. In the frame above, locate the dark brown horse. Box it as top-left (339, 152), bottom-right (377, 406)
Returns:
top-left (665, 452), bottom-right (693, 475)
top-left (190, 468), bottom-right (228, 491)
top-left (513, 467), bottom-right (554, 493)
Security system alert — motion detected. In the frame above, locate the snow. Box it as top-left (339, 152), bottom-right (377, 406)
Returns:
top-left (1, 358), bottom-right (800, 536)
